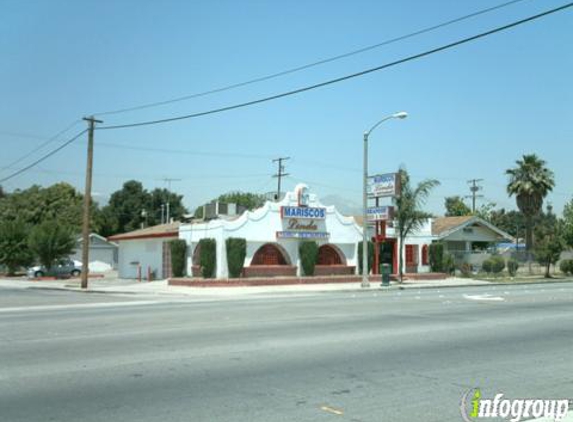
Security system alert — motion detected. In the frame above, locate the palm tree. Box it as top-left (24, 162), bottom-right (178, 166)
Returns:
top-left (506, 154), bottom-right (555, 272)
top-left (393, 169), bottom-right (440, 283)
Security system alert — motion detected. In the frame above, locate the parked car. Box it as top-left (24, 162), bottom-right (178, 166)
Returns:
top-left (27, 259), bottom-right (82, 278)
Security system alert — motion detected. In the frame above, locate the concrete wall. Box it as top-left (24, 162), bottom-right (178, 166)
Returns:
top-left (117, 238), bottom-right (167, 279)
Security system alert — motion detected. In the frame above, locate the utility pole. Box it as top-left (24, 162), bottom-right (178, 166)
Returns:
top-left (466, 179), bottom-right (484, 213)
top-left (272, 157), bottom-right (290, 200)
top-left (80, 116), bottom-right (102, 289)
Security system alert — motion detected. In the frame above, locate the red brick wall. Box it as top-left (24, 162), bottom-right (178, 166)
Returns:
top-left (243, 265), bottom-right (297, 278)
top-left (314, 265), bottom-right (355, 276)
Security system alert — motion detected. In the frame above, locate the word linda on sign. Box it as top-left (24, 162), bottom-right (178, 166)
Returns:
top-left (277, 231), bottom-right (329, 239)
top-left (287, 219), bottom-right (318, 231)
top-left (281, 206), bottom-right (326, 219)
top-left (368, 173), bottom-right (400, 198)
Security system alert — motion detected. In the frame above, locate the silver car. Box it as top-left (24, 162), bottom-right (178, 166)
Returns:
top-left (27, 259), bottom-right (82, 278)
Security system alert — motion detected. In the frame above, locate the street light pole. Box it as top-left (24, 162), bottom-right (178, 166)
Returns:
top-left (362, 111), bottom-right (408, 288)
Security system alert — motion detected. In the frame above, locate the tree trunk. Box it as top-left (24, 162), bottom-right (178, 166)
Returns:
top-left (545, 261), bottom-right (551, 278)
top-left (525, 215), bottom-right (533, 274)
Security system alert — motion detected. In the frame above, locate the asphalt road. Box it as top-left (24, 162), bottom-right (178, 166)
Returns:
top-left (1, 283), bottom-right (572, 422)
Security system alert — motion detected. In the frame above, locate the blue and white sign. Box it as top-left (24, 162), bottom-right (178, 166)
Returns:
top-left (281, 206), bottom-right (326, 219)
top-left (367, 206), bottom-right (394, 221)
top-left (368, 173), bottom-right (400, 198)
top-left (277, 231), bottom-right (329, 239)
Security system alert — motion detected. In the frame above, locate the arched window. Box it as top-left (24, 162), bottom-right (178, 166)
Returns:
top-left (251, 243), bottom-right (289, 266)
top-left (317, 245), bottom-right (343, 265)
top-left (422, 244), bottom-right (429, 266)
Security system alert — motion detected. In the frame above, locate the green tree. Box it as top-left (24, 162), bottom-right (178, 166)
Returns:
top-left (28, 221), bottom-right (76, 270)
top-left (444, 196), bottom-right (471, 217)
top-left (194, 191), bottom-right (265, 218)
top-left (562, 198), bottom-right (573, 249)
top-left (506, 154), bottom-right (555, 272)
top-left (104, 180), bottom-right (149, 234)
top-left (0, 183), bottom-right (86, 232)
top-left (534, 215), bottom-right (565, 278)
top-left (102, 182), bottom-right (188, 234)
top-left (0, 219), bottom-right (34, 275)
top-left (489, 209), bottom-right (526, 237)
top-left (393, 170), bottom-right (440, 282)
top-left (148, 188), bottom-right (188, 225)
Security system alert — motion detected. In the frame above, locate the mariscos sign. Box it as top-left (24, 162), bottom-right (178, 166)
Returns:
top-left (281, 206), bottom-right (326, 219)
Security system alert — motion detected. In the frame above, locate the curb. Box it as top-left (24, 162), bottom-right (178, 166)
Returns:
top-left (22, 278), bottom-right (573, 296)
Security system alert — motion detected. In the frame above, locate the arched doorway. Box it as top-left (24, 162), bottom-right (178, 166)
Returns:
top-left (245, 243), bottom-right (296, 277)
top-left (316, 244), bottom-right (343, 265)
top-left (315, 244), bottom-right (353, 275)
top-left (251, 243), bottom-right (290, 266)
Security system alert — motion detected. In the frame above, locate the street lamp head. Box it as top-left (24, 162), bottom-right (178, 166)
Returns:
top-left (393, 111), bottom-right (408, 119)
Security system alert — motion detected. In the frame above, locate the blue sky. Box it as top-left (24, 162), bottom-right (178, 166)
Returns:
top-left (1, 0), bottom-right (572, 215)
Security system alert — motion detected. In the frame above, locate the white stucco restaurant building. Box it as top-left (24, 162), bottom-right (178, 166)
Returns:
top-left (109, 184), bottom-right (513, 279)
top-left (180, 184), bottom-right (362, 278)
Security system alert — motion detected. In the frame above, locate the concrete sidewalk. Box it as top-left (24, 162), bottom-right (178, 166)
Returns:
top-left (0, 276), bottom-right (491, 298)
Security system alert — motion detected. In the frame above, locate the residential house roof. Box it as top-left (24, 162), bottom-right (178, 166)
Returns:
top-left (432, 216), bottom-right (513, 241)
top-left (108, 222), bottom-right (180, 241)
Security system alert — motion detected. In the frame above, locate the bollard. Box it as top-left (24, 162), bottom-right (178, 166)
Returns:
top-left (380, 263), bottom-right (391, 287)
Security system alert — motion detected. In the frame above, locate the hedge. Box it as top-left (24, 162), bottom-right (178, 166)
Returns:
top-left (226, 238), bottom-right (246, 278)
top-left (198, 238), bottom-right (216, 278)
top-left (357, 241), bottom-right (374, 275)
top-left (299, 241), bottom-right (319, 276)
top-left (429, 243), bottom-right (444, 272)
top-left (169, 239), bottom-right (187, 278)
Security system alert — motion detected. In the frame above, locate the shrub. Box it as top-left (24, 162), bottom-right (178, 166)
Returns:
top-left (357, 241), bottom-right (374, 275)
top-left (198, 238), bottom-right (216, 278)
top-left (490, 255), bottom-right (506, 274)
top-left (507, 258), bottom-right (519, 277)
top-left (459, 262), bottom-right (472, 278)
top-left (28, 220), bottom-right (75, 270)
top-left (482, 259), bottom-right (493, 274)
top-left (429, 243), bottom-right (444, 272)
top-left (299, 241), bottom-right (319, 276)
top-left (443, 254), bottom-right (455, 275)
top-left (169, 239), bottom-right (187, 278)
top-left (559, 259), bottom-right (573, 275)
top-left (226, 238), bottom-right (246, 278)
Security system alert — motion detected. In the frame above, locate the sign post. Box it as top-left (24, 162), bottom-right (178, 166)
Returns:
top-left (367, 173), bottom-right (400, 276)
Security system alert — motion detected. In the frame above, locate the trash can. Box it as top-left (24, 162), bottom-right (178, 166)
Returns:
top-left (380, 263), bottom-right (391, 287)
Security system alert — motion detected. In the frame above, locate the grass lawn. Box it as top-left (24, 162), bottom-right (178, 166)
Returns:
top-left (472, 273), bottom-right (573, 284)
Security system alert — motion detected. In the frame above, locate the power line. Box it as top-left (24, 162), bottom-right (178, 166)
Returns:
top-left (0, 120), bottom-right (82, 174)
top-left (89, 141), bottom-right (273, 159)
top-left (91, 0), bottom-right (530, 117)
top-left (98, 3), bottom-right (573, 131)
top-left (0, 129), bottom-right (88, 184)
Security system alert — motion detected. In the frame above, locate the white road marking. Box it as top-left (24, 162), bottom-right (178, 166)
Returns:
top-left (0, 300), bottom-right (161, 313)
top-left (463, 294), bottom-right (505, 302)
